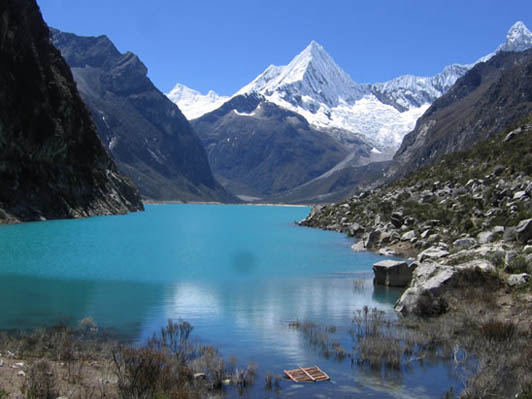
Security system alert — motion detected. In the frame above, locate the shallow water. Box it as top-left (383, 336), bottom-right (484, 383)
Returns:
top-left (0, 204), bottom-right (459, 397)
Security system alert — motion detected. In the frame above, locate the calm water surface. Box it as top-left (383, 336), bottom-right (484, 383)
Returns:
top-left (0, 204), bottom-right (459, 398)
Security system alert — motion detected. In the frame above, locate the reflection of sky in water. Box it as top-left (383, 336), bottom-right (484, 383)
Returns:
top-left (0, 204), bottom-right (460, 398)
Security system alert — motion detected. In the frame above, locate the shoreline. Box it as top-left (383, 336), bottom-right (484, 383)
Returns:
top-left (142, 199), bottom-right (310, 207)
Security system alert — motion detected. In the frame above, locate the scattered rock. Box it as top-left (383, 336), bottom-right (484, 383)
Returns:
top-left (513, 191), bottom-right (527, 200)
top-left (364, 231), bottom-right (381, 249)
top-left (401, 231), bottom-right (416, 241)
top-left (378, 248), bottom-right (396, 256)
top-left (478, 231), bottom-right (496, 244)
top-left (453, 238), bottom-right (476, 250)
top-left (348, 222), bottom-right (365, 237)
top-left (373, 260), bottom-right (416, 287)
top-left (351, 240), bottom-right (366, 252)
top-left (507, 273), bottom-right (530, 287)
top-left (417, 247), bottom-right (450, 262)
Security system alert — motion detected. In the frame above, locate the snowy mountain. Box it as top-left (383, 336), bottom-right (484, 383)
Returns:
top-left (168, 21), bottom-right (532, 153)
top-left (166, 83), bottom-right (229, 120)
top-left (235, 41), bottom-right (425, 152)
top-left (499, 21), bottom-right (532, 52)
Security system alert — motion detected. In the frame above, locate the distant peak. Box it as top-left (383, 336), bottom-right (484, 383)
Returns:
top-left (301, 40), bottom-right (328, 58)
top-left (500, 21), bottom-right (532, 52)
top-left (509, 21), bottom-right (528, 32)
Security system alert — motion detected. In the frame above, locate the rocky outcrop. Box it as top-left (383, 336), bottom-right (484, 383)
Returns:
top-left (0, 0), bottom-right (143, 223)
top-left (299, 119), bottom-right (532, 319)
top-left (51, 29), bottom-right (232, 202)
top-left (299, 122), bottom-right (532, 258)
top-left (394, 260), bottom-right (497, 316)
top-left (372, 260), bottom-right (416, 287)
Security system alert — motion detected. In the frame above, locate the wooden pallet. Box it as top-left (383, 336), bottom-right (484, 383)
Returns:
top-left (283, 366), bottom-right (330, 382)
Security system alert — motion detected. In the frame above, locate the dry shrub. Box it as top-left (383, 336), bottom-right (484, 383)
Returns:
top-left (23, 360), bottom-right (58, 399)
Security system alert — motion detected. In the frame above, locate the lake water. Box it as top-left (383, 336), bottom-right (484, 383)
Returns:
top-left (0, 204), bottom-right (459, 398)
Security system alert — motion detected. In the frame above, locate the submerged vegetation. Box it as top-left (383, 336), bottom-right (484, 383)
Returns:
top-left (290, 304), bottom-right (532, 398)
top-left (0, 319), bottom-right (260, 399)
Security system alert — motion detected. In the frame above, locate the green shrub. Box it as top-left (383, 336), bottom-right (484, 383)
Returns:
top-left (508, 256), bottom-right (530, 274)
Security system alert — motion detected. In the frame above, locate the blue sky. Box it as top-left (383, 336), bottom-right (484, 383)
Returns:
top-left (37, 0), bottom-right (532, 96)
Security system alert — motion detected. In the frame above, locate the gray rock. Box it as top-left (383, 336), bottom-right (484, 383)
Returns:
top-left (516, 218), bottom-right (532, 243)
top-left (348, 222), bottom-right (365, 237)
top-left (513, 191), bottom-right (527, 200)
top-left (478, 231), bottom-right (495, 244)
top-left (390, 212), bottom-right (404, 228)
top-left (365, 231), bottom-right (381, 249)
top-left (395, 260), bottom-right (495, 316)
top-left (503, 227), bottom-right (517, 242)
top-left (373, 260), bottom-right (416, 287)
top-left (401, 230), bottom-right (416, 241)
top-left (417, 247), bottom-right (450, 262)
top-left (492, 226), bottom-right (505, 234)
top-left (351, 240), bottom-right (366, 252)
top-left (453, 238), bottom-right (476, 250)
top-left (507, 273), bottom-right (529, 287)
top-left (503, 127), bottom-right (522, 142)
top-left (378, 248), bottom-right (397, 256)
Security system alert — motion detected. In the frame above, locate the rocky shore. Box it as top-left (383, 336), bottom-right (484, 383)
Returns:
top-left (299, 121), bottom-right (532, 325)
top-left (298, 121), bottom-right (532, 397)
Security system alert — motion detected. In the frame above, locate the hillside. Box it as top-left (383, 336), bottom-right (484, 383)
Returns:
top-left (389, 49), bottom-right (532, 181)
top-left (0, 0), bottom-right (143, 223)
top-left (51, 30), bottom-right (233, 202)
top-left (192, 94), bottom-right (367, 199)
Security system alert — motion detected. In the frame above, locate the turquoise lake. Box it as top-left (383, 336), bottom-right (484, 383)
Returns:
top-left (0, 204), bottom-right (459, 398)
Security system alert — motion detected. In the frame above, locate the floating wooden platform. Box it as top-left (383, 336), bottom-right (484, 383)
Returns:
top-left (283, 366), bottom-right (330, 382)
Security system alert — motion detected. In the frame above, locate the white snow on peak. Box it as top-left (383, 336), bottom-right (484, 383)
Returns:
top-left (168, 21), bottom-right (532, 151)
top-left (238, 40), bottom-right (368, 108)
top-left (166, 83), bottom-right (229, 120)
top-left (498, 21), bottom-right (532, 52)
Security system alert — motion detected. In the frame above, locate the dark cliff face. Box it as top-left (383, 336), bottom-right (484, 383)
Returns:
top-left (192, 94), bottom-right (355, 199)
top-left (0, 0), bottom-right (143, 223)
top-left (52, 29), bottom-right (232, 202)
top-left (389, 49), bottom-right (532, 181)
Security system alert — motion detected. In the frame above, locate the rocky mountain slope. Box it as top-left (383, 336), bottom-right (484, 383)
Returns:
top-left (300, 116), bottom-right (532, 311)
top-left (51, 30), bottom-right (232, 202)
top-left (389, 48), bottom-right (532, 181)
top-left (299, 117), bottom-right (532, 397)
top-left (0, 0), bottom-right (143, 223)
top-left (192, 94), bottom-right (363, 199)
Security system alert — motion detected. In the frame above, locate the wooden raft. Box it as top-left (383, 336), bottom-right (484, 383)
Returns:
top-left (283, 366), bottom-right (330, 382)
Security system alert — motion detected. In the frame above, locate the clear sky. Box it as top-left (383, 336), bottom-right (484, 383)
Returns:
top-left (36, 0), bottom-right (532, 96)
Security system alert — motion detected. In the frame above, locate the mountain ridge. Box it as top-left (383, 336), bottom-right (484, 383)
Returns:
top-left (0, 0), bottom-right (143, 223)
top-left (52, 29), bottom-right (234, 203)
top-left (170, 21), bottom-right (532, 153)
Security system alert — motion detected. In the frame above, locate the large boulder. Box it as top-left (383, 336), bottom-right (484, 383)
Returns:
top-left (507, 273), bottom-right (530, 287)
top-left (453, 237), bottom-right (477, 249)
top-left (373, 260), bottom-right (416, 287)
top-left (395, 260), bottom-right (496, 316)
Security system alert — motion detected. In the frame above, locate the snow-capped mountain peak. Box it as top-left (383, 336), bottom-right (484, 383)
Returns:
top-left (166, 83), bottom-right (229, 120)
top-left (499, 21), bottom-right (532, 52)
top-left (238, 40), bottom-right (367, 108)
